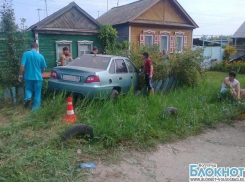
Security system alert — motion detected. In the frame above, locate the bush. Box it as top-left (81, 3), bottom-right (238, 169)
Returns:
top-left (108, 44), bottom-right (204, 87)
top-left (210, 60), bottom-right (245, 74)
top-left (98, 24), bottom-right (117, 50)
top-left (167, 48), bottom-right (204, 87)
top-left (0, 2), bottom-right (27, 89)
top-left (209, 60), bottom-right (227, 72)
top-left (224, 46), bottom-right (237, 60)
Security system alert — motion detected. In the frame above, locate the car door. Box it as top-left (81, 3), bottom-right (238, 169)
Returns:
top-left (125, 59), bottom-right (138, 90)
top-left (115, 59), bottom-right (131, 93)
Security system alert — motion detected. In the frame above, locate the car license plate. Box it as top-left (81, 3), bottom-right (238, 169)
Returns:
top-left (63, 75), bottom-right (80, 82)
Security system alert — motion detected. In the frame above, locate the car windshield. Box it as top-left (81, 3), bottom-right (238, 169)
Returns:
top-left (68, 55), bottom-right (111, 70)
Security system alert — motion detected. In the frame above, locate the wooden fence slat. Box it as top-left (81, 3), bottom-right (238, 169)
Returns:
top-left (17, 87), bottom-right (25, 100)
top-left (12, 87), bottom-right (16, 103)
top-left (155, 80), bottom-right (163, 93)
top-left (170, 77), bottom-right (177, 90)
top-left (162, 77), bottom-right (170, 93)
top-left (4, 89), bottom-right (11, 100)
top-left (153, 80), bottom-right (158, 89)
top-left (141, 85), bottom-right (147, 95)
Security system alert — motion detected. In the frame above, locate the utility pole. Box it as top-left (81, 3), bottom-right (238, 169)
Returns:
top-left (117, 0), bottom-right (119, 6)
top-left (37, 0), bottom-right (48, 17)
top-left (220, 35), bottom-right (223, 50)
top-left (45, 0), bottom-right (48, 16)
top-left (37, 9), bottom-right (42, 21)
top-left (98, 11), bottom-right (99, 18)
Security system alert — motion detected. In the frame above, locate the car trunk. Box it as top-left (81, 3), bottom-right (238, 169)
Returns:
top-left (54, 66), bottom-right (100, 84)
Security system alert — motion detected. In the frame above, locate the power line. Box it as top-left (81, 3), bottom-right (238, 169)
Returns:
top-left (199, 17), bottom-right (245, 27)
top-left (189, 12), bottom-right (245, 18)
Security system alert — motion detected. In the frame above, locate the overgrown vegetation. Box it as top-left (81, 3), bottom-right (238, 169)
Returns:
top-left (210, 60), bottom-right (245, 74)
top-left (223, 45), bottom-right (237, 60)
top-left (108, 43), bottom-right (204, 87)
top-left (98, 24), bottom-right (118, 51)
top-left (0, 0), bottom-right (28, 89)
top-left (209, 45), bottom-right (245, 73)
top-left (0, 72), bottom-right (244, 181)
top-left (168, 48), bottom-right (204, 86)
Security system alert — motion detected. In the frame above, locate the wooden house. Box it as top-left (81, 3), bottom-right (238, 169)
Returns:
top-left (233, 21), bottom-right (245, 57)
top-left (97, 0), bottom-right (198, 53)
top-left (27, 2), bottom-right (102, 72)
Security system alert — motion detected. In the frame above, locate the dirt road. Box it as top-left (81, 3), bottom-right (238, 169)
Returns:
top-left (89, 121), bottom-right (245, 182)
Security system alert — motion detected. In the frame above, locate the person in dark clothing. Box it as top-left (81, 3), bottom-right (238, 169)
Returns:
top-left (90, 46), bottom-right (98, 54)
top-left (143, 52), bottom-right (154, 95)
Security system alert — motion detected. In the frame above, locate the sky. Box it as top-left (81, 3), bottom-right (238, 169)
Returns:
top-left (8, 0), bottom-right (245, 37)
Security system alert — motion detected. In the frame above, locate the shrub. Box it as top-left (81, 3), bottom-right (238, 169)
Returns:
top-left (224, 46), bottom-right (237, 60)
top-left (108, 44), bottom-right (204, 87)
top-left (167, 48), bottom-right (204, 87)
top-left (209, 60), bottom-right (227, 72)
top-left (0, 1), bottom-right (28, 91)
top-left (209, 60), bottom-right (245, 74)
top-left (98, 24), bottom-right (117, 51)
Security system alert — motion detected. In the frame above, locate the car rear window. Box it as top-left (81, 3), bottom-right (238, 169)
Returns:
top-left (68, 55), bottom-right (111, 70)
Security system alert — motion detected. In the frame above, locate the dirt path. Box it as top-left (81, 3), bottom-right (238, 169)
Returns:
top-left (88, 121), bottom-right (245, 182)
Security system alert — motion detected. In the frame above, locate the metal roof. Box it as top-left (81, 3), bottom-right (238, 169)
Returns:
top-left (233, 21), bottom-right (245, 38)
top-left (97, 0), bottom-right (198, 28)
top-left (27, 2), bottom-right (101, 31)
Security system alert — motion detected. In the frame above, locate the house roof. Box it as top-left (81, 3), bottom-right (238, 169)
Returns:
top-left (233, 21), bottom-right (245, 38)
top-left (27, 2), bottom-right (101, 31)
top-left (97, 0), bottom-right (198, 28)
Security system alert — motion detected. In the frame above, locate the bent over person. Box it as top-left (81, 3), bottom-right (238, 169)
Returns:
top-left (19, 42), bottom-right (47, 111)
top-left (220, 71), bottom-right (245, 100)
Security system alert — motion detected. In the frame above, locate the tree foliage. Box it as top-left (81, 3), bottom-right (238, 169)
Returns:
top-left (98, 24), bottom-right (117, 50)
top-left (0, 0), bottom-right (27, 89)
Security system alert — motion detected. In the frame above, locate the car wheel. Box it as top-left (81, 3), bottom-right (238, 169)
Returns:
top-left (110, 89), bottom-right (119, 99)
top-left (61, 124), bottom-right (94, 142)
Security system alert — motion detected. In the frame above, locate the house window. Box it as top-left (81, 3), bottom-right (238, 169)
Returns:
top-left (176, 36), bottom-right (183, 52)
top-left (78, 41), bottom-right (93, 56)
top-left (144, 35), bottom-right (153, 46)
top-left (55, 41), bottom-right (72, 60)
top-left (160, 36), bottom-right (169, 52)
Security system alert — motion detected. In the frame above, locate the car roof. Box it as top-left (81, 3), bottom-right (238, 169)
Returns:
top-left (237, 55), bottom-right (245, 58)
top-left (80, 54), bottom-right (128, 59)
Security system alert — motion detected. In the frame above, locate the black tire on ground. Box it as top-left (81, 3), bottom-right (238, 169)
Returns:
top-left (110, 89), bottom-right (119, 99)
top-left (61, 124), bottom-right (94, 142)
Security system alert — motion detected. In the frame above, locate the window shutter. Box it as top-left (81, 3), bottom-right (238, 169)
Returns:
top-left (140, 34), bottom-right (145, 45)
top-left (173, 36), bottom-right (176, 47)
top-left (170, 36), bottom-right (174, 53)
top-left (154, 35), bottom-right (159, 44)
top-left (184, 36), bottom-right (187, 47)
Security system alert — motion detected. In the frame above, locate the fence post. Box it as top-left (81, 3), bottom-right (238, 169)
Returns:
top-left (12, 87), bottom-right (16, 103)
top-left (4, 88), bottom-right (11, 100)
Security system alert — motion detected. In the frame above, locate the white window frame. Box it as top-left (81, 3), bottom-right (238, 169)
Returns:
top-left (160, 35), bottom-right (169, 52)
top-left (144, 35), bottom-right (154, 46)
top-left (78, 40), bottom-right (93, 56)
top-left (176, 36), bottom-right (184, 52)
top-left (55, 40), bottom-right (72, 60)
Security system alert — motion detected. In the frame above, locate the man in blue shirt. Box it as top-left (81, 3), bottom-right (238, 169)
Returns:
top-left (19, 42), bottom-right (47, 111)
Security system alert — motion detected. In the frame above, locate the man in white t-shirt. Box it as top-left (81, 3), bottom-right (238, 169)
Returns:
top-left (220, 71), bottom-right (245, 100)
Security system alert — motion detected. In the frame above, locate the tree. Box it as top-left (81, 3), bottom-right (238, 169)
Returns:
top-left (0, 0), bottom-right (27, 89)
top-left (98, 24), bottom-right (117, 51)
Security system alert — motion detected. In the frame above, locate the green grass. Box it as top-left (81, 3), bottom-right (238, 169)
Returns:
top-left (0, 71), bottom-right (245, 181)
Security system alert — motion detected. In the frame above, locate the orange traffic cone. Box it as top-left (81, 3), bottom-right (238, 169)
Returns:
top-left (63, 97), bottom-right (77, 124)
